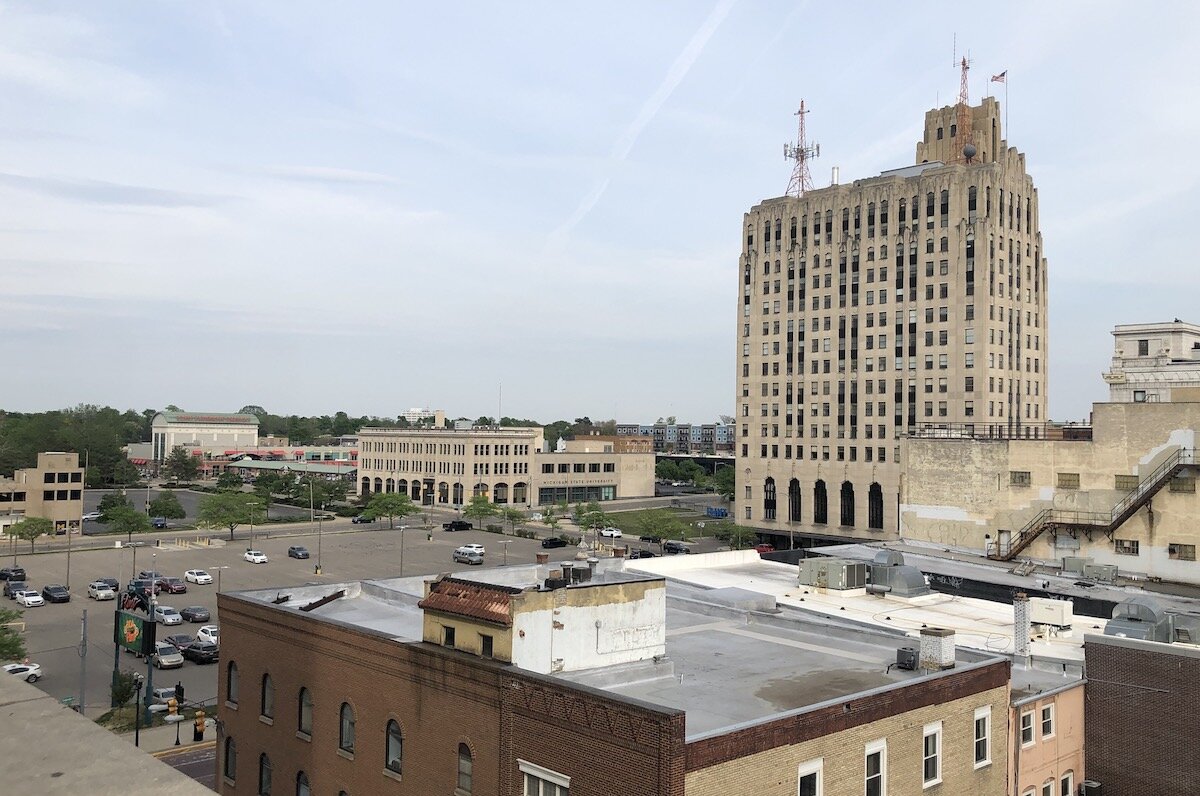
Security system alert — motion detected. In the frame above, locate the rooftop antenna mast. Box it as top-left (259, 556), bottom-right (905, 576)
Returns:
top-left (955, 53), bottom-right (976, 164)
top-left (784, 100), bottom-right (820, 197)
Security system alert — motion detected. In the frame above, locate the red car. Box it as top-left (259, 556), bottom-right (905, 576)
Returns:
top-left (754, 543), bottom-right (775, 554)
top-left (156, 577), bottom-right (188, 594)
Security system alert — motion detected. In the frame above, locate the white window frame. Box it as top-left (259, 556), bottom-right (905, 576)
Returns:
top-left (1059, 771), bottom-right (1073, 796)
top-left (1041, 781), bottom-right (1053, 796)
top-left (864, 738), bottom-right (886, 796)
top-left (518, 759), bottom-right (570, 795)
top-left (1020, 710), bottom-right (1035, 747)
top-left (922, 721), bottom-right (942, 788)
top-left (797, 757), bottom-right (823, 796)
top-left (1040, 703), bottom-right (1055, 739)
top-left (973, 705), bottom-right (992, 768)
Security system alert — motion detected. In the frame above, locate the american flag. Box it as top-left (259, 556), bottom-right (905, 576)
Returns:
top-left (991, 71), bottom-right (1007, 83)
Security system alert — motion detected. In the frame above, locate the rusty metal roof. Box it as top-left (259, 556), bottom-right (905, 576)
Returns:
top-left (418, 577), bottom-right (518, 627)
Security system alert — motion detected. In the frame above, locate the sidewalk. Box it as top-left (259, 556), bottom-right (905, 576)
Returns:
top-left (118, 719), bottom-right (213, 753)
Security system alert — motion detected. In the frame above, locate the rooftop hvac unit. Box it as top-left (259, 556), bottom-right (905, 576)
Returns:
top-left (895, 646), bottom-right (918, 671)
top-left (798, 559), bottom-right (867, 590)
top-left (1029, 597), bottom-right (1074, 628)
top-left (1080, 781), bottom-right (1103, 796)
top-left (1083, 564), bottom-right (1119, 582)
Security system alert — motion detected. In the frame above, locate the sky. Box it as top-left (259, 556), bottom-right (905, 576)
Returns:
top-left (2, 2), bottom-right (1198, 426)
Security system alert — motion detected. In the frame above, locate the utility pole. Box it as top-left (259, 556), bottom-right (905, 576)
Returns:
top-left (78, 609), bottom-right (87, 716)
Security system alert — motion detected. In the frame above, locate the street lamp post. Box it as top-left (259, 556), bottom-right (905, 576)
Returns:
top-left (316, 503), bottom-right (324, 575)
top-left (133, 676), bottom-right (144, 748)
top-left (398, 525), bottom-right (408, 577)
top-left (211, 565), bottom-right (230, 594)
top-left (501, 539), bottom-right (510, 566)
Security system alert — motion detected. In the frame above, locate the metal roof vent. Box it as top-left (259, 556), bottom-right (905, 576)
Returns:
top-left (873, 550), bottom-right (905, 567)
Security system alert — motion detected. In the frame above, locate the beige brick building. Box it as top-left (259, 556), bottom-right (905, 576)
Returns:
top-left (736, 97), bottom-right (1048, 545)
top-left (1103, 319), bottom-right (1200, 403)
top-left (0, 451), bottom-right (85, 535)
top-left (356, 427), bottom-right (654, 508)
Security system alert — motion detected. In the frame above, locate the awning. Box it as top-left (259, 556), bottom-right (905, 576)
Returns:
top-left (224, 450), bottom-right (241, 456)
top-left (271, 450), bottom-right (285, 456)
top-left (293, 450), bottom-right (305, 456)
top-left (129, 458), bottom-right (148, 466)
top-left (191, 450), bottom-right (205, 456)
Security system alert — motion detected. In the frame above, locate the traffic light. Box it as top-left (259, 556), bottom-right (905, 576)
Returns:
top-left (193, 708), bottom-right (206, 742)
top-left (174, 682), bottom-right (184, 701)
top-left (167, 698), bottom-right (178, 717)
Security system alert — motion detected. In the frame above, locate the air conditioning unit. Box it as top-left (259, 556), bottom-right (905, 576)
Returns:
top-left (896, 647), bottom-right (918, 671)
top-left (1079, 780), bottom-right (1103, 796)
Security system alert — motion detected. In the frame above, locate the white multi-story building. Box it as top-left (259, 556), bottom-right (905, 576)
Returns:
top-left (150, 411), bottom-right (259, 461)
top-left (1103, 320), bottom-right (1200, 403)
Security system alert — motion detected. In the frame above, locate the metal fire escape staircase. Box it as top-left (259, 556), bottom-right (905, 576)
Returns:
top-left (990, 447), bottom-right (1197, 561)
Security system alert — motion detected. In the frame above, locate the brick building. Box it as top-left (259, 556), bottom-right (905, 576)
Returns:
top-left (218, 560), bottom-right (1012, 795)
top-left (0, 451), bottom-right (85, 535)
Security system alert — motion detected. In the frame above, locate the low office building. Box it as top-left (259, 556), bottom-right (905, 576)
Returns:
top-left (150, 411), bottom-right (260, 461)
top-left (1103, 319), bottom-right (1200, 403)
top-left (1010, 678), bottom-right (1084, 796)
top-left (218, 559), bottom-right (1011, 795)
top-left (900, 401), bottom-right (1200, 583)
top-left (355, 426), bottom-right (654, 508)
top-left (0, 451), bottom-right (84, 534)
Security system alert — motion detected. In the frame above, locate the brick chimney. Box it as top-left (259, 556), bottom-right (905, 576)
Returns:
top-left (919, 628), bottom-right (955, 670)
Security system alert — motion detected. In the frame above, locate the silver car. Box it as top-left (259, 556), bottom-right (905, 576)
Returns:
top-left (151, 642), bottom-right (183, 670)
top-left (153, 605), bottom-right (183, 625)
top-left (87, 581), bottom-right (115, 601)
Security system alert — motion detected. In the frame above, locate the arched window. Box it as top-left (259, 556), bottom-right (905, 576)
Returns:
top-left (226, 661), bottom-right (239, 705)
top-left (258, 753), bottom-right (272, 795)
top-left (452, 482), bottom-right (464, 504)
top-left (373, 477), bottom-right (383, 492)
top-left (360, 476), bottom-right (370, 496)
top-left (386, 720), bottom-right (403, 774)
top-left (840, 481), bottom-right (855, 527)
top-left (384, 478), bottom-right (394, 493)
top-left (339, 703), bottom-right (356, 754)
top-left (788, 479), bottom-right (801, 523)
top-left (763, 478), bottom-right (776, 520)
top-left (296, 771), bottom-right (310, 796)
top-left (512, 482), bottom-right (527, 504)
top-left (457, 743), bottom-right (473, 794)
top-left (223, 737), bottom-right (237, 782)
top-left (813, 480), bottom-right (828, 524)
top-left (868, 483), bottom-right (884, 530)
top-left (260, 673), bottom-right (274, 719)
top-left (297, 688), bottom-right (312, 736)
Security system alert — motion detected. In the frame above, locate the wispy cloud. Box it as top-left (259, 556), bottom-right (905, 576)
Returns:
top-left (546, 0), bottom-right (738, 250)
top-left (260, 165), bottom-right (403, 187)
top-left (0, 172), bottom-right (228, 208)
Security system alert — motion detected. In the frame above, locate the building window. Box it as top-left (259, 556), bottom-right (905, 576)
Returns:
top-left (1010, 471), bottom-right (1031, 487)
top-left (1060, 772), bottom-right (1074, 796)
top-left (797, 758), bottom-right (822, 796)
top-left (1133, 390), bottom-right (1147, 402)
top-left (1169, 543), bottom-right (1196, 561)
top-left (296, 771), bottom-right (310, 796)
top-left (1020, 711), bottom-right (1034, 746)
top-left (458, 743), bottom-right (474, 794)
top-left (444, 626), bottom-right (456, 647)
top-left (260, 673), bottom-right (274, 719)
top-left (1041, 782), bottom-right (1052, 796)
top-left (298, 688), bottom-right (312, 736)
top-left (974, 706), bottom-right (991, 767)
top-left (386, 719), bottom-right (404, 774)
top-left (226, 661), bottom-right (239, 705)
top-left (1169, 476), bottom-right (1196, 493)
top-left (1041, 704), bottom-right (1055, 738)
top-left (223, 737), bottom-right (237, 782)
top-left (1137, 339), bottom-right (1149, 356)
top-left (1114, 539), bottom-right (1140, 556)
top-left (480, 633), bottom-right (494, 658)
top-left (1114, 474), bottom-right (1139, 491)
top-left (519, 760), bottom-right (571, 796)
top-left (339, 703), bottom-right (356, 754)
top-left (922, 722), bottom-right (941, 786)
top-left (865, 740), bottom-right (886, 796)
top-left (258, 753), bottom-right (272, 796)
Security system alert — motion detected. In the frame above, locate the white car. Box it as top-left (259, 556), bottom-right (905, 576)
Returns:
top-left (244, 550), bottom-right (268, 564)
top-left (15, 591), bottom-right (44, 607)
top-left (196, 625), bottom-right (219, 645)
top-left (599, 527), bottom-right (623, 539)
top-left (153, 605), bottom-right (183, 625)
top-left (459, 543), bottom-right (485, 555)
top-left (81, 511), bottom-right (102, 522)
top-left (151, 642), bottom-right (184, 670)
top-left (185, 569), bottom-right (213, 585)
top-left (528, 512), bottom-right (544, 522)
top-left (4, 662), bottom-right (42, 682)
top-left (87, 582), bottom-right (116, 601)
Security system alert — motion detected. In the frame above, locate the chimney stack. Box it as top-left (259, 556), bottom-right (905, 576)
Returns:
top-left (536, 553), bottom-right (549, 565)
top-left (1013, 592), bottom-right (1031, 664)
top-left (919, 628), bottom-right (955, 670)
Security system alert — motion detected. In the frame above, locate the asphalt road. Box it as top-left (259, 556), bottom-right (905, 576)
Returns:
top-left (155, 742), bottom-right (217, 789)
top-left (81, 488), bottom-right (311, 535)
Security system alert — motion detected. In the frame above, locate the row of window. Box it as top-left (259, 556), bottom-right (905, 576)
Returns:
top-left (41, 471), bottom-right (82, 483)
top-left (751, 478), bottom-right (886, 529)
top-left (1011, 471), bottom-right (1198, 493)
top-left (41, 490), bottom-right (82, 502)
top-left (1114, 539), bottom-right (1197, 561)
top-left (540, 463), bottom-right (616, 474)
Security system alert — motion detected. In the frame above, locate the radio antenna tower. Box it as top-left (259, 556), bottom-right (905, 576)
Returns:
top-left (784, 101), bottom-right (820, 197)
top-left (955, 55), bottom-right (977, 164)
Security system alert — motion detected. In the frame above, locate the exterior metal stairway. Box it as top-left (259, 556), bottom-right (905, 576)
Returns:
top-left (989, 447), bottom-right (1196, 561)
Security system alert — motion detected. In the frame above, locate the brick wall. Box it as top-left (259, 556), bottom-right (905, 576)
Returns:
top-left (1084, 635), bottom-right (1200, 795)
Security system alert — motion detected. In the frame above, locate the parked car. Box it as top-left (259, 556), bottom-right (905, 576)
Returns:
top-left (453, 548), bottom-right (484, 565)
top-left (88, 581), bottom-right (116, 601)
top-left (350, 515), bottom-right (373, 524)
top-left (128, 578), bottom-right (161, 596)
top-left (150, 686), bottom-right (178, 704)
top-left (180, 606), bottom-right (210, 623)
top-left (196, 625), bottom-right (219, 645)
top-left (136, 570), bottom-right (163, 581)
top-left (0, 567), bottom-right (26, 582)
top-left (459, 543), bottom-right (485, 555)
top-left (442, 520), bottom-right (473, 532)
top-left (151, 642), bottom-right (184, 670)
top-left (754, 543), bottom-right (776, 554)
top-left (4, 580), bottom-right (27, 599)
top-left (244, 550), bottom-right (268, 564)
top-left (156, 577), bottom-right (187, 594)
top-left (16, 590), bottom-right (44, 607)
top-left (540, 537), bottom-right (568, 549)
top-left (638, 535), bottom-right (658, 543)
top-left (96, 577), bottom-right (120, 590)
top-left (184, 569), bottom-right (213, 585)
top-left (662, 541), bottom-right (692, 555)
top-left (151, 517), bottom-right (168, 529)
top-left (81, 511), bottom-right (102, 522)
top-left (287, 546), bottom-right (310, 559)
top-left (183, 642), bottom-right (219, 664)
top-left (152, 605), bottom-right (183, 625)
top-left (528, 513), bottom-right (544, 522)
top-left (41, 584), bottom-right (70, 603)
top-left (599, 527), bottom-right (623, 539)
top-left (628, 549), bottom-right (657, 559)
top-left (163, 634), bottom-right (197, 652)
top-left (4, 662), bottom-right (41, 682)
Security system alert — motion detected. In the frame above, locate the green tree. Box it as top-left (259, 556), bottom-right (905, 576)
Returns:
top-left (110, 458), bottom-right (140, 486)
top-left (364, 492), bottom-right (419, 529)
top-left (656, 460), bottom-right (682, 481)
top-left (216, 471), bottom-right (243, 491)
top-left (252, 473), bottom-right (280, 519)
top-left (148, 491), bottom-right (185, 520)
top-left (714, 523), bottom-right (757, 550)
top-left (0, 606), bottom-right (28, 662)
top-left (106, 506), bottom-right (151, 543)
top-left (501, 507), bottom-right (526, 534)
top-left (629, 509), bottom-right (688, 548)
top-left (4, 517), bottom-right (53, 553)
top-left (97, 493), bottom-right (133, 521)
top-left (462, 494), bottom-right (498, 528)
top-left (713, 466), bottom-right (735, 501)
top-left (163, 446), bottom-right (199, 483)
top-left (110, 669), bottom-right (138, 708)
top-left (543, 505), bottom-right (561, 532)
top-left (198, 491), bottom-right (265, 541)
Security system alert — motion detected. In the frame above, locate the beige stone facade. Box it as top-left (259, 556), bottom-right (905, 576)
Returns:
top-left (0, 452), bottom-right (85, 534)
top-left (901, 402), bottom-right (1200, 583)
top-left (1010, 682), bottom-right (1085, 796)
top-left (736, 97), bottom-right (1048, 545)
top-left (1103, 319), bottom-right (1200, 403)
top-left (150, 411), bottom-right (259, 461)
top-left (356, 426), bottom-right (654, 508)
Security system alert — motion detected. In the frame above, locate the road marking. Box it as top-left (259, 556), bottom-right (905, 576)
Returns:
top-left (153, 739), bottom-right (215, 758)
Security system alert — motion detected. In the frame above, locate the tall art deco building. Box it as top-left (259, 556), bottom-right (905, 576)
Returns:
top-left (735, 97), bottom-right (1048, 542)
